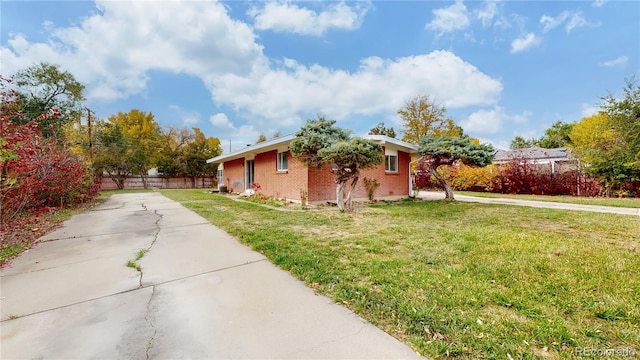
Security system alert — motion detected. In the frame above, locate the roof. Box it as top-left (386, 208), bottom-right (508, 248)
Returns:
top-left (207, 134), bottom-right (418, 164)
top-left (493, 147), bottom-right (574, 162)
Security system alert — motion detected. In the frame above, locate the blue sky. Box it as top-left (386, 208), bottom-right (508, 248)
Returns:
top-left (2, 0), bottom-right (638, 151)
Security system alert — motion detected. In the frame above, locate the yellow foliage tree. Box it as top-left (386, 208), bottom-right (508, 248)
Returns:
top-left (398, 94), bottom-right (462, 144)
top-left (569, 112), bottom-right (627, 193)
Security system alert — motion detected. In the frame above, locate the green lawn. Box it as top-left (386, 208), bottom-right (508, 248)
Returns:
top-left (456, 191), bottom-right (640, 208)
top-left (162, 190), bottom-right (639, 359)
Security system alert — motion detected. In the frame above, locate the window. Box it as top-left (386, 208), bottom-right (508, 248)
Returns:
top-left (385, 155), bottom-right (398, 172)
top-left (277, 151), bottom-right (288, 171)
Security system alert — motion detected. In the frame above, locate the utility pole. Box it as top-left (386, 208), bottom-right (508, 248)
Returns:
top-left (86, 108), bottom-right (93, 161)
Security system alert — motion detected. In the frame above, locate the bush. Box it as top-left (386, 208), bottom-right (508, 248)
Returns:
top-left (413, 156), bottom-right (606, 197)
top-left (363, 177), bottom-right (380, 201)
top-left (1, 80), bottom-right (98, 227)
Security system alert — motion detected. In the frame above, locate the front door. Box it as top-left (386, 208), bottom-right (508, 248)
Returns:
top-left (246, 160), bottom-right (255, 190)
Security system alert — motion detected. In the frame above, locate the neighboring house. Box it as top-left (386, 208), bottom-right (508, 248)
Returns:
top-left (207, 134), bottom-right (418, 203)
top-left (493, 147), bottom-right (578, 173)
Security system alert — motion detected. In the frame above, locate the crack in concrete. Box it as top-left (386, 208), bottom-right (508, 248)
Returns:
top-left (144, 285), bottom-right (158, 360)
top-left (0, 258), bottom-right (268, 322)
top-left (136, 206), bottom-right (163, 289)
top-left (90, 202), bottom-right (126, 211)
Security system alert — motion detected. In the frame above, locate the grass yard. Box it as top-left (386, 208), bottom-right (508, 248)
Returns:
top-left (162, 190), bottom-right (639, 359)
top-left (456, 191), bottom-right (640, 209)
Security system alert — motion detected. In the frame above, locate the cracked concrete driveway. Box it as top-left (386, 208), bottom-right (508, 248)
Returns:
top-left (0, 192), bottom-right (422, 359)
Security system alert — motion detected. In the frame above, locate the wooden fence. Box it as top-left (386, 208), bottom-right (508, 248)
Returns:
top-left (100, 176), bottom-right (216, 191)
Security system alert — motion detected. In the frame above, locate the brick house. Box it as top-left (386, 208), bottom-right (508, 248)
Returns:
top-left (207, 134), bottom-right (418, 203)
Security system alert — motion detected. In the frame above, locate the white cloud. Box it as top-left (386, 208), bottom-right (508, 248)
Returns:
top-left (510, 33), bottom-right (540, 53)
top-left (565, 13), bottom-right (590, 32)
top-left (540, 11), bottom-right (597, 33)
top-left (2, 1), bottom-right (265, 101)
top-left (210, 113), bottom-right (261, 150)
top-left (248, 1), bottom-right (369, 36)
top-left (599, 55), bottom-right (628, 68)
top-left (169, 105), bottom-right (200, 126)
top-left (592, 0), bottom-right (606, 7)
top-left (2, 1), bottom-right (503, 136)
top-left (426, 0), bottom-right (470, 34)
top-left (461, 106), bottom-right (531, 134)
top-left (581, 103), bottom-right (600, 117)
top-left (210, 50), bottom-right (503, 125)
top-left (475, 0), bottom-right (499, 27)
top-left (540, 11), bottom-right (570, 32)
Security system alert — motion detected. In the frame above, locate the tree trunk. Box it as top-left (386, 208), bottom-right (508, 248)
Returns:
top-left (336, 181), bottom-right (346, 211)
top-left (344, 175), bottom-right (359, 212)
top-left (430, 165), bottom-right (454, 200)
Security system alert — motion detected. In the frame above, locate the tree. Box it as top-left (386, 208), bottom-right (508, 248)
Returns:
top-left (289, 116), bottom-right (350, 169)
top-left (156, 127), bottom-right (194, 176)
top-left (398, 95), bottom-right (461, 144)
top-left (368, 122), bottom-right (397, 138)
top-left (181, 128), bottom-right (222, 184)
top-left (256, 133), bottom-right (267, 143)
top-left (290, 117), bottom-right (383, 211)
top-left (271, 130), bottom-right (282, 139)
top-left (1, 76), bottom-right (96, 225)
top-left (13, 63), bottom-right (85, 139)
top-left (91, 122), bottom-right (132, 190)
top-left (417, 136), bottom-right (494, 200)
top-left (570, 112), bottom-right (629, 195)
top-left (538, 120), bottom-right (574, 148)
top-left (155, 127), bottom-right (222, 184)
top-left (106, 109), bottom-right (162, 187)
top-left (601, 78), bottom-right (640, 173)
top-left (510, 135), bottom-right (537, 149)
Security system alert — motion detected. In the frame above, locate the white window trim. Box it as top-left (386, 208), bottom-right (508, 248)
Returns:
top-left (385, 155), bottom-right (398, 173)
top-left (277, 151), bottom-right (288, 171)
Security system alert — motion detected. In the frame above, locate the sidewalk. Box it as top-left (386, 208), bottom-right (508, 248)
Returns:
top-left (416, 191), bottom-right (640, 216)
top-left (1, 192), bottom-right (423, 359)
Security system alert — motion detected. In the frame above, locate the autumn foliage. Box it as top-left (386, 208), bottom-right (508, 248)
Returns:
top-left (415, 157), bottom-right (605, 197)
top-left (1, 76), bottom-right (99, 231)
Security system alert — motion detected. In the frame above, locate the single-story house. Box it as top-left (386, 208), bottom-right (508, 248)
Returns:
top-left (207, 134), bottom-right (418, 203)
top-left (493, 147), bottom-right (577, 173)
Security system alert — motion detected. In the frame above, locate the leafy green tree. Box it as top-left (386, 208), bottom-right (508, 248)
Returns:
top-left (290, 116), bottom-right (350, 169)
top-left (290, 116), bottom-right (383, 211)
top-left (418, 136), bottom-right (494, 200)
top-left (538, 120), bottom-right (574, 148)
top-left (368, 122), bottom-right (397, 138)
top-left (13, 63), bottom-right (85, 139)
top-left (510, 135), bottom-right (537, 149)
top-left (601, 78), bottom-right (640, 173)
top-left (91, 122), bottom-right (131, 190)
top-left (398, 95), bottom-right (461, 144)
top-left (181, 128), bottom-right (222, 183)
top-left (156, 127), bottom-right (222, 185)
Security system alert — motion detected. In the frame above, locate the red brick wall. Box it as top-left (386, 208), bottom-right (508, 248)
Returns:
top-left (222, 149), bottom-right (412, 202)
top-left (222, 158), bottom-right (245, 192)
top-left (308, 150), bottom-right (412, 202)
top-left (308, 164), bottom-right (337, 202)
top-left (254, 150), bottom-right (308, 201)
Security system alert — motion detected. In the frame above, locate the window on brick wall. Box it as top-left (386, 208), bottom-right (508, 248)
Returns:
top-left (385, 155), bottom-right (398, 172)
top-left (277, 151), bottom-right (288, 171)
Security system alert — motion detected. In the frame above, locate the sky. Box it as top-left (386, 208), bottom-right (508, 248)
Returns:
top-left (2, 0), bottom-right (638, 152)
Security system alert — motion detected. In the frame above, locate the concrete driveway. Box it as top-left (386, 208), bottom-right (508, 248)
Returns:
top-left (417, 191), bottom-right (640, 216)
top-left (0, 192), bottom-right (421, 359)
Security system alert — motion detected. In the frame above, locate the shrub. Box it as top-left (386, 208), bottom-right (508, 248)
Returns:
top-left (1, 79), bottom-right (98, 227)
top-left (363, 177), bottom-right (380, 201)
